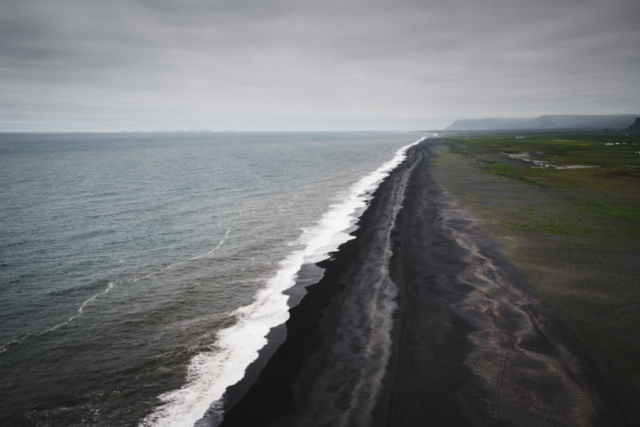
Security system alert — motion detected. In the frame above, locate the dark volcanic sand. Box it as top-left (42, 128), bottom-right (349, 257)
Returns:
top-left (212, 140), bottom-right (630, 426)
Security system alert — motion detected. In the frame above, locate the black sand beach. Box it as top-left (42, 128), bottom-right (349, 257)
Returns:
top-left (212, 139), bottom-right (632, 426)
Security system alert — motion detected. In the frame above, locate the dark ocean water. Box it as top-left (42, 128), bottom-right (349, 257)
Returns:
top-left (0, 132), bottom-right (420, 426)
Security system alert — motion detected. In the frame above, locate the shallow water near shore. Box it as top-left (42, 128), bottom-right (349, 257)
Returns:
top-left (0, 131), bottom-right (418, 426)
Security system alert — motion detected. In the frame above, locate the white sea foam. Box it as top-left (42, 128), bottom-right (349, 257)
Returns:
top-left (138, 135), bottom-right (433, 427)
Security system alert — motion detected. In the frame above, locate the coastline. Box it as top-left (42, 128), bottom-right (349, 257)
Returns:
top-left (150, 137), bottom-right (423, 427)
top-left (213, 139), bottom-right (631, 426)
top-left (0, 132), bottom-right (423, 427)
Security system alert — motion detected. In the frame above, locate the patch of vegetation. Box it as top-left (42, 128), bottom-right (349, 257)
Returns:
top-left (484, 163), bottom-right (534, 181)
top-left (435, 136), bottom-right (640, 240)
top-left (448, 132), bottom-right (640, 172)
top-left (442, 131), bottom-right (640, 239)
top-left (480, 162), bottom-right (560, 186)
top-left (498, 203), bottom-right (608, 237)
top-left (577, 200), bottom-right (640, 225)
top-left (434, 132), bottom-right (640, 421)
top-left (507, 221), bottom-right (573, 236)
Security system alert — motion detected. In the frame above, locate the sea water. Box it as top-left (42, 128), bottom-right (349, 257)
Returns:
top-left (0, 132), bottom-right (420, 426)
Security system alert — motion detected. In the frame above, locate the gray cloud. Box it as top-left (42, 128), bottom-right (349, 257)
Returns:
top-left (0, 0), bottom-right (638, 131)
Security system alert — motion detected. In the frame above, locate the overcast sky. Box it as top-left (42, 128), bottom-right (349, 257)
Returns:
top-left (1, 0), bottom-right (639, 132)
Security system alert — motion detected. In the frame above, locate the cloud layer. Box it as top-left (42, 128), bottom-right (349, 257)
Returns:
top-left (1, 0), bottom-right (639, 131)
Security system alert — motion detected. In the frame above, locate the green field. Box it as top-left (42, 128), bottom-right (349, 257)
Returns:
top-left (432, 131), bottom-right (640, 421)
top-left (441, 132), bottom-right (640, 240)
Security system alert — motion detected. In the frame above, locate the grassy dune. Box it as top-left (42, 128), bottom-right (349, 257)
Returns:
top-left (431, 131), bottom-right (640, 421)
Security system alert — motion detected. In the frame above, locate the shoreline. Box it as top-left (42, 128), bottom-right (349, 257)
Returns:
top-left (213, 139), bottom-right (631, 426)
top-left (141, 138), bottom-right (422, 427)
top-left (216, 142), bottom-right (421, 426)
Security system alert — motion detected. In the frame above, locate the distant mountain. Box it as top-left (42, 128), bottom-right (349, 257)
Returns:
top-left (445, 115), bottom-right (639, 131)
top-left (626, 117), bottom-right (640, 131)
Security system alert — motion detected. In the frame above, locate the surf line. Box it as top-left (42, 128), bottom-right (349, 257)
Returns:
top-left (0, 228), bottom-right (232, 355)
top-left (139, 135), bottom-right (434, 427)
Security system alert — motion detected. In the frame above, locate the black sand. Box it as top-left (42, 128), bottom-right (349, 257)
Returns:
top-left (212, 140), bottom-right (631, 426)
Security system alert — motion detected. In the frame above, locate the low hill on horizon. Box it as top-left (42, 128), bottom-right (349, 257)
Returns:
top-left (627, 117), bottom-right (640, 131)
top-left (445, 114), bottom-right (639, 131)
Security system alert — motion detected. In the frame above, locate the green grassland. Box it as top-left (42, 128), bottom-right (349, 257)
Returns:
top-left (432, 131), bottom-right (640, 420)
top-left (441, 132), bottom-right (640, 240)
top-left (443, 132), bottom-right (640, 183)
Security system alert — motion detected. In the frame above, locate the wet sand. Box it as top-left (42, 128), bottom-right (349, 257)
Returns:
top-left (212, 139), bottom-right (631, 426)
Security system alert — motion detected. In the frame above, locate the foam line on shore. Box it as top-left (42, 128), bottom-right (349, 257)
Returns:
top-left (139, 135), bottom-right (433, 427)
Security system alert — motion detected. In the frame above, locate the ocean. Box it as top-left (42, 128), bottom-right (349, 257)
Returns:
top-left (0, 131), bottom-right (421, 426)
